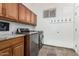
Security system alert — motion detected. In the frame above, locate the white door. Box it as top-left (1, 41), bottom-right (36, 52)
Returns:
top-left (74, 4), bottom-right (79, 54)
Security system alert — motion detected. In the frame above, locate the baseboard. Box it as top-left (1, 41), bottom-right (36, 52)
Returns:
top-left (43, 44), bottom-right (75, 52)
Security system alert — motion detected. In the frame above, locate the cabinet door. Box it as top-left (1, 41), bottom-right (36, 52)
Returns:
top-left (0, 4), bottom-right (3, 16)
top-left (31, 12), bottom-right (34, 25)
top-left (34, 14), bottom-right (37, 25)
top-left (13, 42), bottom-right (24, 56)
top-left (31, 12), bottom-right (37, 25)
top-left (18, 4), bottom-right (26, 23)
top-left (5, 3), bottom-right (18, 21)
top-left (25, 8), bottom-right (31, 24)
top-left (0, 48), bottom-right (12, 56)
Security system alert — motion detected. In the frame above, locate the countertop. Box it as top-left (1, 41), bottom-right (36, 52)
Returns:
top-left (0, 31), bottom-right (39, 41)
top-left (0, 34), bottom-right (25, 41)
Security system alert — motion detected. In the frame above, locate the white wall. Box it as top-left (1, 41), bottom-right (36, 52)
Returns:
top-left (34, 3), bottom-right (74, 48)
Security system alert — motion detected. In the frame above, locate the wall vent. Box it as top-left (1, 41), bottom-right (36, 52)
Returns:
top-left (43, 8), bottom-right (56, 18)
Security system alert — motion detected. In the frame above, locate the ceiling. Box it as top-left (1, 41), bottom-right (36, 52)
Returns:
top-left (28, 3), bottom-right (73, 10)
top-left (28, 3), bottom-right (58, 10)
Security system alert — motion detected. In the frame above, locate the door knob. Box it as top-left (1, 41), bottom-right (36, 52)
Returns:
top-left (75, 28), bottom-right (77, 32)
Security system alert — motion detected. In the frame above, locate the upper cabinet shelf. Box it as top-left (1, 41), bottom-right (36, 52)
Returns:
top-left (0, 3), bottom-right (37, 26)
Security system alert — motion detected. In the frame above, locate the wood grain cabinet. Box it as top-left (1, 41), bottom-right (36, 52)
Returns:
top-left (0, 36), bottom-right (24, 56)
top-left (13, 42), bottom-right (24, 56)
top-left (34, 14), bottom-right (37, 25)
top-left (0, 3), bottom-right (18, 22)
top-left (0, 4), bottom-right (3, 16)
top-left (25, 8), bottom-right (31, 24)
top-left (0, 3), bottom-right (37, 26)
top-left (31, 12), bottom-right (34, 25)
top-left (0, 48), bottom-right (12, 56)
top-left (31, 12), bottom-right (37, 25)
top-left (4, 3), bottom-right (18, 22)
top-left (18, 4), bottom-right (26, 23)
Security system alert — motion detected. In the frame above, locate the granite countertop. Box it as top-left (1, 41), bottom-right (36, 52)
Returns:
top-left (0, 31), bottom-right (39, 41)
top-left (0, 34), bottom-right (26, 41)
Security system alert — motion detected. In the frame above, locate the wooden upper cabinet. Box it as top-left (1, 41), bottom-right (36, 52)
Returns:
top-left (0, 3), bottom-right (37, 26)
top-left (25, 8), bottom-right (31, 24)
top-left (0, 4), bottom-right (3, 16)
top-left (31, 12), bottom-right (35, 25)
top-left (18, 4), bottom-right (26, 23)
top-left (18, 4), bottom-right (37, 25)
top-left (34, 14), bottom-right (37, 25)
top-left (4, 3), bottom-right (18, 21)
top-left (31, 12), bottom-right (37, 25)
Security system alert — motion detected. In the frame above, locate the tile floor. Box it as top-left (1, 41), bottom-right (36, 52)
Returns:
top-left (38, 45), bottom-right (78, 56)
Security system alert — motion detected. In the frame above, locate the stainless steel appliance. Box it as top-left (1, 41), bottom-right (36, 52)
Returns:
top-left (38, 31), bottom-right (44, 49)
top-left (29, 33), bottom-right (39, 56)
top-left (16, 28), bottom-right (29, 34)
top-left (16, 28), bottom-right (43, 56)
